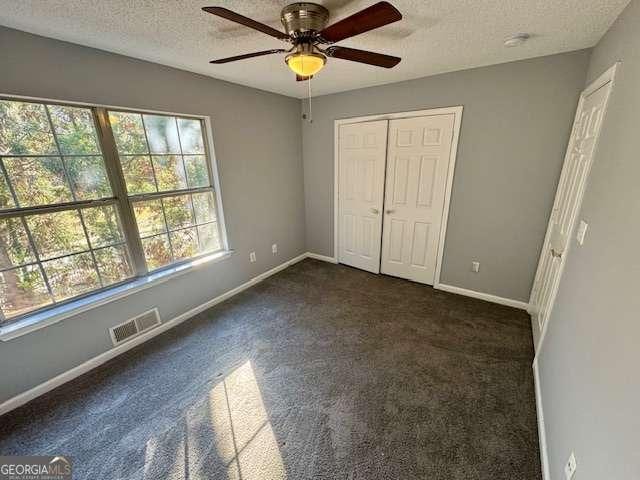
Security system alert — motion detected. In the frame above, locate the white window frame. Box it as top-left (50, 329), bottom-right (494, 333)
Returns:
top-left (0, 93), bottom-right (230, 340)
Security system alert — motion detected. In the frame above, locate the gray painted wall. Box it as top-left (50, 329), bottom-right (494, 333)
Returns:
top-left (302, 50), bottom-right (591, 301)
top-left (537, 0), bottom-right (640, 478)
top-left (0, 27), bottom-right (305, 402)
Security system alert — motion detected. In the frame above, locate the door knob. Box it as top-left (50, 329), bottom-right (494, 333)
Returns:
top-left (385, 209), bottom-right (395, 214)
top-left (370, 208), bottom-right (379, 214)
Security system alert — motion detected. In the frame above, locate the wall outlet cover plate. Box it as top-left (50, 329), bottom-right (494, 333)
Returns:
top-left (564, 452), bottom-right (577, 479)
top-left (576, 220), bottom-right (588, 245)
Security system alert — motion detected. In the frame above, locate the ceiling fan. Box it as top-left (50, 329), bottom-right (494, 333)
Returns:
top-left (203, 1), bottom-right (402, 81)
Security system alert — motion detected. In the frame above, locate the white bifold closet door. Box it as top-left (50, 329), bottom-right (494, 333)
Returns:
top-left (337, 120), bottom-right (388, 273)
top-left (380, 115), bottom-right (455, 284)
top-left (338, 114), bottom-right (455, 284)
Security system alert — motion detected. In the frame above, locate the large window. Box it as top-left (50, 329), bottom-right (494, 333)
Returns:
top-left (0, 98), bottom-right (224, 323)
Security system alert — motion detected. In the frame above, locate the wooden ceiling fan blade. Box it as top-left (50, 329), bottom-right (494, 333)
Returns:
top-left (319, 1), bottom-right (402, 43)
top-left (202, 6), bottom-right (289, 40)
top-left (210, 49), bottom-right (286, 64)
top-left (325, 46), bottom-right (400, 68)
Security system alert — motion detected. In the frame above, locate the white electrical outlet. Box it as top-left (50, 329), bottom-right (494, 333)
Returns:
top-left (564, 452), bottom-right (577, 480)
top-left (471, 261), bottom-right (480, 273)
top-left (249, 251), bottom-right (256, 263)
top-left (272, 243), bottom-right (278, 254)
top-left (576, 220), bottom-right (588, 246)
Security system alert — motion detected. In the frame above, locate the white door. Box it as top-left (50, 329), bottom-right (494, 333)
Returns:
top-left (530, 70), bottom-right (615, 334)
top-left (337, 120), bottom-right (388, 273)
top-left (381, 114), bottom-right (455, 284)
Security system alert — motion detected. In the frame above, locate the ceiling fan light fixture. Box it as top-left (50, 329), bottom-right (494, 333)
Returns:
top-left (204, 2), bottom-right (403, 80)
top-left (286, 51), bottom-right (326, 77)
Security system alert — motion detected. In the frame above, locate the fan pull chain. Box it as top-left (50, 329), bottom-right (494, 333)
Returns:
top-left (307, 75), bottom-right (313, 123)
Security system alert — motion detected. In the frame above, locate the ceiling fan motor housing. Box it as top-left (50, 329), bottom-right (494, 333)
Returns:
top-left (281, 3), bottom-right (330, 40)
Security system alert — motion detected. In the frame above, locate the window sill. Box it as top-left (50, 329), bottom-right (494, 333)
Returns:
top-left (0, 250), bottom-right (234, 342)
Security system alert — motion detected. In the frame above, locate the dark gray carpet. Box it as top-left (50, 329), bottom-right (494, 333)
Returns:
top-left (0, 259), bottom-right (541, 480)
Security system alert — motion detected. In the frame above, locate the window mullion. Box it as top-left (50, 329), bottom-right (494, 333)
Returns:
top-left (159, 198), bottom-right (175, 262)
top-left (0, 158), bottom-right (21, 209)
top-left (0, 198), bottom-right (117, 219)
top-left (44, 105), bottom-right (77, 202)
top-left (77, 208), bottom-right (104, 288)
top-left (93, 108), bottom-right (148, 276)
top-left (139, 115), bottom-right (161, 192)
top-left (189, 194), bottom-right (202, 248)
top-left (172, 116), bottom-right (190, 189)
top-left (127, 186), bottom-right (213, 203)
top-left (19, 216), bottom-right (56, 305)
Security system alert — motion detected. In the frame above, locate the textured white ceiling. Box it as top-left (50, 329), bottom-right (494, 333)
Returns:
top-left (0, 0), bottom-right (629, 98)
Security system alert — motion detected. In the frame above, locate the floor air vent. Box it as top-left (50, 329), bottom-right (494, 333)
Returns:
top-left (109, 308), bottom-right (161, 346)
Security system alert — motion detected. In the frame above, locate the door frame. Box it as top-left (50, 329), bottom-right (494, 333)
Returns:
top-left (529, 62), bottom-right (620, 354)
top-left (333, 106), bottom-right (464, 287)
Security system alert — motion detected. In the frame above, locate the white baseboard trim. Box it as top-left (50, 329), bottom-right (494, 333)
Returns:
top-left (434, 283), bottom-right (529, 310)
top-left (0, 252), bottom-right (308, 416)
top-left (306, 252), bottom-right (338, 263)
top-left (533, 360), bottom-right (551, 480)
